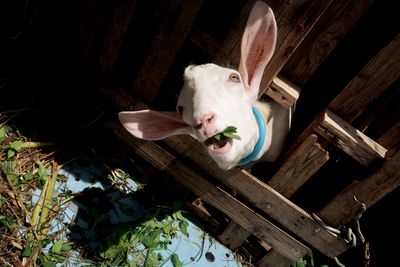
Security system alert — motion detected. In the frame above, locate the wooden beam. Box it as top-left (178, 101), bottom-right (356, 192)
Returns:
top-left (377, 121), bottom-right (400, 158)
top-left (314, 109), bottom-right (387, 166)
top-left (189, 27), bottom-right (220, 56)
top-left (268, 134), bottom-right (329, 198)
top-left (284, 0), bottom-right (375, 86)
top-left (266, 76), bottom-right (300, 109)
top-left (220, 134), bottom-right (327, 258)
top-left (318, 151), bottom-right (400, 228)
top-left (218, 220), bottom-right (252, 251)
top-left (257, 249), bottom-right (293, 267)
top-left (213, 0), bottom-right (256, 66)
top-left (98, 0), bottom-right (138, 76)
top-left (106, 119), bottom-right (310, 262)
top-left (328, 33), bottom-right (400, 123)
top-left (132, 0), bottom-right (204, 102)
top-left (186, 198), bottom-right (220, 232)
top-left (259, 0), bottom-right (333, 94)
top-left (164, 136), bottom-right (349, 258)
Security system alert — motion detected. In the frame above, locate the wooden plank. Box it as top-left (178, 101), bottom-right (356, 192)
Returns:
top-left (259, 0), bottom-right (333, 94)
top-left (98, 0), bottom-right (138, 76)
top-left (164, 136), bottom-right (349, 258)
top-left (222, 134), bottom-right (327, 257)
top-left (284, 0), bottom-right (375, 86)
top-left (377, 121), bottom-right (400, 158)
top-left (189, 27), bottom-right (220, 56)
top-left (186, 198), bottom-right (220, 231)
top-left (257, 249), bottom-right (293, 267)
top-left (106, 119), bottom-right (310, 262)
top-left (268, 134), bottom-right (329, 198)
top-left (218, 220), bottom-right (252, 250)
top-left (266, 76), bottom-right (300, 109)
top-left (318, 151), bottom-right (400, 228)
top-left (314, 109), bottom-right (387, 166)
top-left (132, 0), bottom-right (204, 102)
top-left (213, 0), bottom-right (257, 66)
top-left (328, 33), bottom-right (400, 123)
top-left (101, 85), bottom-right (348, 258)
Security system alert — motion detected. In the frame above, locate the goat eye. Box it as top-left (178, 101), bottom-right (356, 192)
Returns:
top-left (229, 73), bottom-right (241, 83)
top-left (177, 105), bottom-right (184, 115)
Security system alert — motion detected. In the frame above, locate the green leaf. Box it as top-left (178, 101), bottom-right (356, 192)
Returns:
top-left (223, 132), bottom-right (241, 140)
top-left (22, 245), bottom-right (32, 257)
top-left (0, 127), bottom-right (5, 142)
top-left (7, 149), bottom-right (16, 158)
top-left (51, 238), bottom-right (63, 254)
top-left (36, 161), bottom-right (49, 181)
top-left (42, 261), bottom-right (56, 267)
top-left (179, 220), bottom-right (189, 237)
top-left (10, 140), bottom-right (22, 150)
top-left (224, 126), bottom-right (237, 133)
top-left (0, 215), bottom-right (14, 231)
top-left (214, 134), bottom-right (221, 141)
top-left (294, 258), bottom-right (306, 267)
top-left (171, 253), bottom-right (183, 267)
top-left (145, 252), bottom-right (160, 267)
top-left (175, 211), bottom-right (185, 221)
top-left (23, 172), bottom-right (34, 181)
top-left (61, 242), bottom-right (74, 252)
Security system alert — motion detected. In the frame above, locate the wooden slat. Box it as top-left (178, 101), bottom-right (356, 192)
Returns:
top-left (257, 249), bottom-right (293, 267)
top-left (259, 0), bottom-right (333, 94)
top-left (284, 0), bottom-right (375, 86)
top-left (266, 76), bottom-right (300, 109)
top-left (314, 109), bottom-right (387, 166)
top-left (377, 121), bottom-right (400, 158)
top-left (213, 0), bottom-right (257, 66)
top-left (132, 0), bottom-right (204, 102)
top-left (189, 27), bottom-right (220, 56)
top-left (164, 136), bottom-right (349, 258)
top-left (318, 151), bottom-right (400, 228)
top-left (186, 198), bottom-right (220, 231)
top-left (220, 134), bottom-right (328, 258)
top-left (329, 33), bottom-right (400, 123)
top-left (218, 220), bottom-right (252, 250)
top-left (98, 0), bottom-right (138, 75)
top-left (268, 134), bottom-right (329, 197)
top-left (106, 119), bottom-right (310, 262)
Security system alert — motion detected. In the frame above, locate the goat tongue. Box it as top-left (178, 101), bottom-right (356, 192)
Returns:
top-left (212, 139), bottom-right (227, 150)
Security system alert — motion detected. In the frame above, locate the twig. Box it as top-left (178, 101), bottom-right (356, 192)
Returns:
top-left (0, 162), bottom-right (28, 214)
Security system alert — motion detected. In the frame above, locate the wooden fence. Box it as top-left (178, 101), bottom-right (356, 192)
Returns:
top-left (75, 0), bottom-right (400, 265)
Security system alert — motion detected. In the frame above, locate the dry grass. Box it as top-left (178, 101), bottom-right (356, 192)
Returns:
top-left (0, 115), bottom-right (59, 266)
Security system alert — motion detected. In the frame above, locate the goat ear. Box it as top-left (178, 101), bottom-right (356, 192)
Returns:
top-left (118, 110), bottom-right (192, 140)
top-left (239, 1), bottom-right (277, 103)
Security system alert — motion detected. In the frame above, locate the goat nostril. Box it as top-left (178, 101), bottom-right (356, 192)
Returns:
top-left (195, 123), bottom-right (202, 129)
top-left (205, 114), bottom-right (215, 125)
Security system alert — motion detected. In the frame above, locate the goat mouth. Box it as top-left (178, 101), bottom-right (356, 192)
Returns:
top-left (204, 136), bottom-right (232, 154)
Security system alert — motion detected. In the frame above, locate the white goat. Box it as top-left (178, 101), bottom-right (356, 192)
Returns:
top-left (119, 1), bottom-right (291, 170)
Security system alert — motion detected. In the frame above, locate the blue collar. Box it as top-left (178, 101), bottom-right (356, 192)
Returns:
top-left (238, 106), bottom-right (266, 166)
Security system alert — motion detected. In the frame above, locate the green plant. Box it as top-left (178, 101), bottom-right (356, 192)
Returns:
top-left (99, 207), bottom-right (188, 267)
top-left (204, 126), bottom-right (241, 146)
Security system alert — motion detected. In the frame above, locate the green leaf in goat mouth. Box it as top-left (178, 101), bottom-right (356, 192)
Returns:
top-left (204, 126), bottom-right (241, 146)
